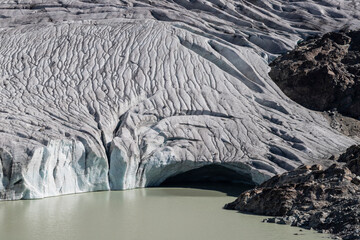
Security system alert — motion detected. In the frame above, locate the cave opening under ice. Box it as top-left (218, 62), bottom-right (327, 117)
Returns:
top-left (159, 164), bottom-right (256, 196)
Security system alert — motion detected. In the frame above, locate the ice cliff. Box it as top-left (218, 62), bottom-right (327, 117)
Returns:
top-left (0, 0), bottom-right (359, 200)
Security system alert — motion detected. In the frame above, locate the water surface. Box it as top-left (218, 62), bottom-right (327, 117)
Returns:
top-left (0, 188), bottom-right (329, 240)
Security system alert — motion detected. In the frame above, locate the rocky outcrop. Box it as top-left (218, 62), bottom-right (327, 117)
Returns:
top-left (225, 145), bottom-right (360, 240)
top-left (1, 1), bottom-right (360, 200)
top-left (269, 30), bottom-right (360, 119)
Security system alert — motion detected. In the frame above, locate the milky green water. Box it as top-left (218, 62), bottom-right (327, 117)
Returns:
top-left (0, 188), bottom-right (329, 240)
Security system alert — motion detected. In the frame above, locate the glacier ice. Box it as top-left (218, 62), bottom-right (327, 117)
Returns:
top-left (22, 140), bottom-right (109, 199)
top-left (0, 0), bottom-right (359, 199)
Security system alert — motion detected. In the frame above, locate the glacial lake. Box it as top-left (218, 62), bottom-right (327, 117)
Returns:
top-left (0, 187), bottom-right (329, 240)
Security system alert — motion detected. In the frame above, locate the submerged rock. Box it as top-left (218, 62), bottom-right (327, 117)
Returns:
top-left (269, 30), bottom-right (360, 119)
top-left (225, 145), bottom-right (360, 240)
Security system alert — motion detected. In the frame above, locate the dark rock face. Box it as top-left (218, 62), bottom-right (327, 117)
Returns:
top-left (225, 145), bottom-right (360, 240)
top-left (269, 30), bottom-right (360, 119)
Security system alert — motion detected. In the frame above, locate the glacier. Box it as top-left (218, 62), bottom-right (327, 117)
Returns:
top-left (0, 0), bottom-right (359, 200)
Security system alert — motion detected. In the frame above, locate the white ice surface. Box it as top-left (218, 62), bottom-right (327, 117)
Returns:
top-left (0, 0), bottom-right (359, 199)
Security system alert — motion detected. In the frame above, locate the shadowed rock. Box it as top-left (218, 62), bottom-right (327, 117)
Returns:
top-left (269, 30), bottom-right (360, 119)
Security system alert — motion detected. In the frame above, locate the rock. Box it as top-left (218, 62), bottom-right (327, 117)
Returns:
top-left (338, 145), bottom-right (360, 176)
top-left (310, 164), bottom-right (323, 171)
top-left (269, 30), bottom-right (360, 120)
top-left (339, 145), bottom-right (360, 163)
top-left (226, 145), bottom-right (360, 240)
top-left (263, 218), bottom-right (275, 223)
top-left (351, 176), bottom-right (360, 185)
top-left (298, 165), bottom-right (312, 170)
